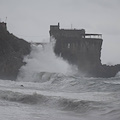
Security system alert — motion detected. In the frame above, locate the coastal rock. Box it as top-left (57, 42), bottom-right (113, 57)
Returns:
top-left (0, 22), bottom-right (30, 80)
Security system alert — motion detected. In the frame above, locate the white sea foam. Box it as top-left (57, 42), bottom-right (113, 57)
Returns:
top-left (17, 40), bottom-right (77, 82)
top-left (115, 71), bottom-right (120, 77)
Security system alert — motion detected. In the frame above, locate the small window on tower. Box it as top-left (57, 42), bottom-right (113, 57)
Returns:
top-left (68, 43), bottom-right (70, 48)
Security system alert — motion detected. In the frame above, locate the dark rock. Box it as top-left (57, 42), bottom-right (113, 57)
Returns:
top-left (0, 22), bottom-right (31, 80)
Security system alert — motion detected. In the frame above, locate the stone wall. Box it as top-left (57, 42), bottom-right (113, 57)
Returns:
top-left (54, 36), bottom-right (103, 75)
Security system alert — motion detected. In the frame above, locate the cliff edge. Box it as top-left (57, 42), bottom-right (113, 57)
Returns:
top-left (0, 22), bottom-right (31, 80)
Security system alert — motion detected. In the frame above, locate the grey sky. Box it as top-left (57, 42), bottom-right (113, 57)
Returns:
top-left (0, 0), bottom-right (120, 64)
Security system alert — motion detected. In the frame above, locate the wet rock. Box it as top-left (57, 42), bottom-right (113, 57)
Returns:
top-left (0, 23), bottom-right (31, 80)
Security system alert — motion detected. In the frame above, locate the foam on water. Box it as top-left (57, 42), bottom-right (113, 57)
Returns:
top-left (0, 78), bottom-right (120, 120)
top-left (17, 41), bottom-right (78, 82)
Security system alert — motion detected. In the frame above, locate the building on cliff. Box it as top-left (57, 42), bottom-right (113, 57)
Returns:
top-left (49, 23), bottom-right (120, 77)
top-left (49, 23), bottom-right (103, 76)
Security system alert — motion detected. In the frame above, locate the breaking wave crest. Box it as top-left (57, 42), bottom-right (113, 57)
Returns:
top-left (0, 90), bottom-right (104, 113)
top-left (0, 90), bottom-right (48, 105)
top-left (17, 42), bottom-right (79, 82)
top-left (17, 71), bottom-right (120, 93)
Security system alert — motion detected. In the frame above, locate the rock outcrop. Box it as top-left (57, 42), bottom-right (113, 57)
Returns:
top-left (0, 22), bottom-right (30, 80)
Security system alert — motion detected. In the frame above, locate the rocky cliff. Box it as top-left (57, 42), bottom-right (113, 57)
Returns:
top-left (0, 23), bottom-right (30, 80)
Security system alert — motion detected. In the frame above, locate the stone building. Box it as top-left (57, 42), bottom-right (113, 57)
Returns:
top-left (49, 23), bottom-right (103, 76)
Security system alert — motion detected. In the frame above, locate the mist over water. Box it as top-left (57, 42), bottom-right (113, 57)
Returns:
top-left (17, 40), bottom-right (77, 82)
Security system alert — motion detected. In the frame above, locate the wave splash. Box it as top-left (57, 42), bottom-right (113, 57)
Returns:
top-left (0, 90), bottom-right (104, 113)
top-left (17, 41), bottom-right (79, 82)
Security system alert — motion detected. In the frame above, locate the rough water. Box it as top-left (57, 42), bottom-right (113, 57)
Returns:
top-left (0, 42), bottom-right (120, 120)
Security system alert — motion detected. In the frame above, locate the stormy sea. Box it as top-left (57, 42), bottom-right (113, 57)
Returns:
top-left (0, 41), bottom-right (120, 120)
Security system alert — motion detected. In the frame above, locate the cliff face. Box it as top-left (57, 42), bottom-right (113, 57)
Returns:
top-left (0, 23), bottom-right (30, 80)
top-left (50, 23), bottom-right (120, 78)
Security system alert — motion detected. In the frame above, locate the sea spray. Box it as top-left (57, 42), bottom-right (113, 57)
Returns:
top-left (17, 40), bottom-right (76, 82)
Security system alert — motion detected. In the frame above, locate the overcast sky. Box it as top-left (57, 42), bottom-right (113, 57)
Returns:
top-left (0, 0), bottom-right (120, 64)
